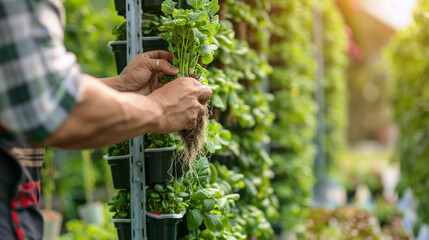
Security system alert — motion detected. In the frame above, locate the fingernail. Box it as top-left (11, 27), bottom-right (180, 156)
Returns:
top-left (171, 65), bottom-right (178, 70)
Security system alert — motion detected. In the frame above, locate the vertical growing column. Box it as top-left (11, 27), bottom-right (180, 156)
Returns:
top-left (125, 0), bottom-right (146, 239)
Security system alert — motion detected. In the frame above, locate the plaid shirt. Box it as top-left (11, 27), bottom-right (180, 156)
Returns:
top-left (0, 0), bottom-right (84, 143)
top-left (0, 0), bottom-right (84, 239)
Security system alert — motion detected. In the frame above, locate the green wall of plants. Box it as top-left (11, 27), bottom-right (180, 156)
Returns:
top-left (268, 0), bottom-right (348, 233)
top-left (55, 0), bottom-right (349, 238)
top-left (64, 0), bottom-right (122, 78)
top-left (268, 0), bottom-right (317, 232)
top-left (385, 0), bottom-right (429, 231)
top-left (321, 0), bottom-right (348, 168)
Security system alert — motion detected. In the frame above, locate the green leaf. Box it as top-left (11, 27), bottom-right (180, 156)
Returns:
top-left (210, 94), bottom-right (225, 110)
top-left (202, 199), bottom-right (216, 212)
top-left (205, 140), bottom-right (215, 153)
top-left (151, 192), bottom-right (160, 198)
top-left (217, 197), bottom-right (228, 213)
top-left (197, 43), bottom-right (212, 60)
top-left (187, 0), bottom-right (208, 9)
top-left (199, 230), bottom-right (215, 240)
top-left (204, 0), bottom-right (219, 16)
top-left (187, 209), bottom-right (204, 231)
top-left (154, 184), bottom-right (164, 192)
top-left (194, 188), bottom-right (218, 199)
top-left (165, 19), bottom-right (186, 26)
top-left (161, 0), bottom-right (177, 15)
top-left (168, 45), bottom-right (176, 53)
top-left (188, 12), bottom-right (208, 22)
top-left (119, 211), bottom-right (128, 218)
top-left (193, 28), bottom-right (209, 44)
top-left (162, 200), bottom-right (168, 209)
top-left (203, 212), bottom-right (223, 236)
top-left (177, 192), bottom-right (189, 198)
top-left (225, 193), bottom-right (240, 201)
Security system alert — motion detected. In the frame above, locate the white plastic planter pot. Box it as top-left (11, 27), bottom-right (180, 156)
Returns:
top-left (78, 201), bottom-right (105, 225)
top-left (41, 209), bottom-right (62, 240)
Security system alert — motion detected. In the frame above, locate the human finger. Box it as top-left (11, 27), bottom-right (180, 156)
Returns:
top-left (146, 58), bottom-right (179, 76)
top-left (197, 85), bottom-right (213, 105)
top-left (143, 50), bottom-right (174, 62)
top-left (197, 104), bottom-right (206, 118)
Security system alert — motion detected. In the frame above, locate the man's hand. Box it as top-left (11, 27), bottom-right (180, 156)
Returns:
top-left (101, 50), bottom-right (179, 95)
top-left (148, 77), bottom-right (213, 133)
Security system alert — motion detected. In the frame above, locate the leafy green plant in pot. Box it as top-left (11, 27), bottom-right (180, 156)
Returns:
top-left (105, 132), bottom-right (180, 188)
top-left (146, 180), bottom-right (188, 240)
top-left (114, 0), bottom-right (190, 16)
top-left (109, 13), bottom-right (169, 74)
top-left (158, 0), bottom-right (220, 164)
top-left (41, 149), bottom-right (63, 240)
top-left (108, 189), bottom-right (131, 240)
top-left (104, 141), bottom-right (130, 189)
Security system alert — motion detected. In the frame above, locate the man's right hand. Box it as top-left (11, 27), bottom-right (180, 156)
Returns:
top-left (148, 77), bottom-right (213, 133)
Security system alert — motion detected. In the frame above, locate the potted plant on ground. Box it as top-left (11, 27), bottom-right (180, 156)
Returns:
top-left (41, 149), bottom-right (63, 240)
top-left (77, 150), bottom-right (105, 225)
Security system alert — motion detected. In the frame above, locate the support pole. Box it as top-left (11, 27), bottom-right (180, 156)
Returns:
top-left (125, 0), bottom-right (146, 239)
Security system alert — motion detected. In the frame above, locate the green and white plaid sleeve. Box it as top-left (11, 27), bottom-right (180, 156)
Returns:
top-left (0, 0), bottom-right (84, 143)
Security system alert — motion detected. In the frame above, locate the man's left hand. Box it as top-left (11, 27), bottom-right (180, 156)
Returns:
top-left (102, 50), bottom-right (179, 95)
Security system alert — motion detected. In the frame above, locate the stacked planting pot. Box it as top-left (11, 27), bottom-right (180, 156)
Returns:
top-left (107, 2), bottom-right (191, 238)
top-left (109, 37), bottom-right (170, 74)
top-left (114, 0), bottom-right (190, 16)
top-left (105, 145), bottom-right (186, 240)
top-left (146, 210), bottom-right (187, 239)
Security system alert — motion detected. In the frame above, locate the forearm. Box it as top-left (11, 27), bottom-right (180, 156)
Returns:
top-left (35, 74), bottom-right (162, 149)
top-left (98, 76), bottom-right (127, 92)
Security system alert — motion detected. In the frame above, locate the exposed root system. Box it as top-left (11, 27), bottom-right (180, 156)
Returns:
top-left (179, 111), bottom-right (209, 165)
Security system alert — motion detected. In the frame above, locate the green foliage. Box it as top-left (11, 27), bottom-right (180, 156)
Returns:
top-left (385, 0), bottom-right (429, 226)
top-left (300, 207), bottom-right (380, 239)
top-left (58, 207), bottom-right (116, 240)
top-left (108, 189), bottom-right (131, 219)
top-left (373, 199), bottom-right (403, 226)
top-left (159, 0), bottom-right (220, 79)
top-left (64, 0), bottom-right (122, 77)
top-left (41, 149), bottom-right (58, 210)
top-left (268, 0), bottom-right (317, 232)
top-left (107, 133), bottom-right (180, 156)
top-left (113, 13), bottom-right (163, 40)
top-left (321, 0), bottom-right (348, 166)
top-left (107, 141), bottom-right (129, 156)
top-left (147, 181), bottom-right (188, 214)
top-left (268, 0), bottom-right (348, 233)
